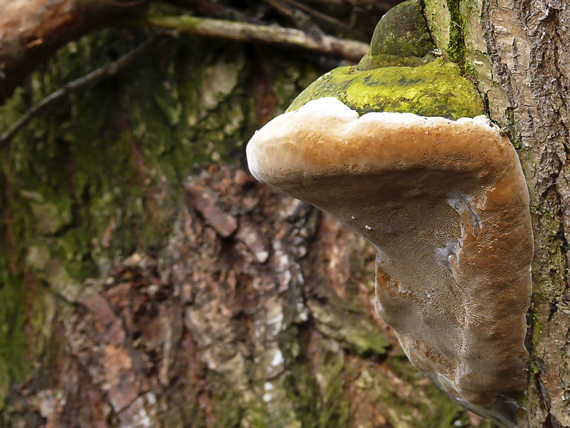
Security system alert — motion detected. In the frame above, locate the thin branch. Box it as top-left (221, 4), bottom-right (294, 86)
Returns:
top-left (304, 0), bottom-right (396, 14)
top-left (147, 15), bottom-right (369, 61)
top-left (281, 0), bottom-right (367, 39)
top-left (163, 0), bottom-right (249, 22)
top-left (262, 0), bottom-right (324, 35)
top-left (0, 35), bottom-right (162, 148)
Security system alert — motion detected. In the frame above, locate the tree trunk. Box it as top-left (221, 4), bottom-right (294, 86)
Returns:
top-left (0, 1), bottom-right (568, 428)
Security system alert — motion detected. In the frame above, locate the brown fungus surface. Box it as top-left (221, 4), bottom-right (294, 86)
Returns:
top-left (247, 97), bottom-right (533, 411)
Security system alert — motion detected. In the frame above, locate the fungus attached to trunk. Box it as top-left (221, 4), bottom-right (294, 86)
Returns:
top-left (246, 1), bottom-right (533, 426)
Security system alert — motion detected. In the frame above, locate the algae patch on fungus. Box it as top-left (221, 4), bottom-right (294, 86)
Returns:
top-left (287, 58), bottom-right (484, 120)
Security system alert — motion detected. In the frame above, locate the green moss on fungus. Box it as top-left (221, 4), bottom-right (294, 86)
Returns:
top-left (288, 0), bottom-right (486, 120)
top-left (288, 58), bottom-right (485, 120)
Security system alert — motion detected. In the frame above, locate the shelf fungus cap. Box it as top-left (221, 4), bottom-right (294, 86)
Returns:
top-left (247, 97), bottom-right (533, 410)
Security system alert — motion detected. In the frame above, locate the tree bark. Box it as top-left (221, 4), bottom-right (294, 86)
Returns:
top-left (0, 1), bottom-right (568, 428)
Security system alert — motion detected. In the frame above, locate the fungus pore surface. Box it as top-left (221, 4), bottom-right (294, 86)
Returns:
top-left (247, 97), bottom-right (533, 410)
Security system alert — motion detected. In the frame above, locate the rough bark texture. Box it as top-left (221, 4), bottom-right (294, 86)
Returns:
top-left (425, 0), bottom-right (570, 426)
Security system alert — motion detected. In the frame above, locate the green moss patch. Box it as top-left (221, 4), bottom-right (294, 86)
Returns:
top-left (288, 58), bottom-right (484, 120)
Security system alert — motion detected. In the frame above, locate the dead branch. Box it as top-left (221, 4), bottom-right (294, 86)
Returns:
top-left (147, 15), bottom-right (369, 61)
top-left (262, 0), bottom-right (324, 35)
top-left (281, 0), bottom-right (368, 39)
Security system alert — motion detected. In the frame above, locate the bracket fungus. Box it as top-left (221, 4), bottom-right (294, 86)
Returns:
top-left (247, 0), bottom-right (533, 426)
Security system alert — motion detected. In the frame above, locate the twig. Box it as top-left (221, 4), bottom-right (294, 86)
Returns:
top-left (281, 0), bottom-right (367, 39)
top-left (305, 0), bottom-right (395, 13)
top-left (262, 0), bottom-right (324, 35)
top-left (163, 0), bottom-right (249, 22)
top-left (0, 35), bottom-right (162, 148)
top-left (148, 15), bottom-right (369, 61)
